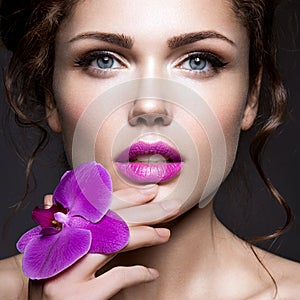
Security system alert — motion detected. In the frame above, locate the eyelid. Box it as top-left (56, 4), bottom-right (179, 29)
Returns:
top-left (173, 51), bottom-right (226, 69)
top-left (74, 50), bottom-right (129, 69)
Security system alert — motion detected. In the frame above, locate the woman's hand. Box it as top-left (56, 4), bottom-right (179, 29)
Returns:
top-left (29, 185), bottom-right (172, 299)
top-left (112, 185), bottom-right (181, 225)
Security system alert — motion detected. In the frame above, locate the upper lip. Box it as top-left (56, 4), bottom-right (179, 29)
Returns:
top-left (116, 141), bottom-right (182, 163)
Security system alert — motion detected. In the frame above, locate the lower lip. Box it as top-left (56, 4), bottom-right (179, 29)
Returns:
top-left (115, 162), bottom-right (184, 183)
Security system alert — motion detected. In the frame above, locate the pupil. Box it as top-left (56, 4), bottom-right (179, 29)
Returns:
top-left (97, 56), bottom-right (114, 69)
top-left (189, 57), bottom-right (206, 70)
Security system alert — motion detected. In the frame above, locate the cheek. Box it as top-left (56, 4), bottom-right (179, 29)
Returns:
top-left (211, 91), bottom-right (249, 182)
top-left (173, 100), bottom-right (246, 212)
top-left (218, 106), bottom-right (244, 174)
top-left (52, 69), bottom-right (109, 163)
top-left (94, 109), bottom-right (129, 172)
top-left (200, 76), bottom-right (249, 174)
top-left (53, 92), bottom-right (83, 163)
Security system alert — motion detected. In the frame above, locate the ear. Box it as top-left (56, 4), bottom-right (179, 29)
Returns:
top-left (45, 94), bottom-right (62, 133)
top-left (241, 69), bottom-right (262, 131)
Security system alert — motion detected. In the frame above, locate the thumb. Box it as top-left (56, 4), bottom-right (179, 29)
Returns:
top-left (43, 194), bottom-right (53, 206)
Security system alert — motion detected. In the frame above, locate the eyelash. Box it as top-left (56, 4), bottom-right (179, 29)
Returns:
top-left (73, 50), bottom-right (228, 78)
top-left (74, 50), bottom-right (126, 76)
top-left (175, 52), bottom-right (228, 77)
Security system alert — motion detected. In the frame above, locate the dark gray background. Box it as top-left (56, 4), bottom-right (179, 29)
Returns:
top-left (0, 2), bottom-right (299, 260)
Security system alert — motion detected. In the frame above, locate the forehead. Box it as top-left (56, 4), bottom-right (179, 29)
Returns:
top-left (59, 0), bottom-right (247, 45)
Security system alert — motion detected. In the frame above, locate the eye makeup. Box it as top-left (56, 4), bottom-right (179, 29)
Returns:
top-left (175, 51), bottom-right (228, 78)
top-left (73, 50), bottom-right (127, 77)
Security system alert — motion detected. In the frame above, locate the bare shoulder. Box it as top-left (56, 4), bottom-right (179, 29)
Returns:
top-left (275, 256), bottom-right (300, 299)
top-left (0, 255), bottom-right (28, 299)
top-left (260, 249), bottom-right (300, 299)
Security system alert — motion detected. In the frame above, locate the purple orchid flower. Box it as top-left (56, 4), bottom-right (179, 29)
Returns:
top-left (16, 161), bottom-right (129, 280)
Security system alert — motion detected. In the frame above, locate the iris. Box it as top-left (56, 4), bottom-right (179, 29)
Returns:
top-left (17, 162), bottom-right (129, 280)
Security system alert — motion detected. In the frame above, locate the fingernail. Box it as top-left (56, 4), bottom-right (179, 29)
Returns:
top-left (155, 228), bottom-right (170, 239)
top-left (148, 268), bottom-right (159, 279)
top-left (160, 200), bottom-right (179, 212)
top-left (138, 184), bottom-right (158, 195)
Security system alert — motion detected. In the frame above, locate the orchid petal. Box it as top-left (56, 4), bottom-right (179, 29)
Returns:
top-left (16, 226), bottom-right (42, 253)
top-left (70, 210), bottom-right (129, 254)
top-left (17, 162), bottom-right (130, 280)
top-left (89, 210), bottom-right (130, 254)
top-left (32, 205), bottom-right (61, 228)
top-left (22, 227), bottom-right (91, 280)
top-left (53, 162), bottom-right (112, 222)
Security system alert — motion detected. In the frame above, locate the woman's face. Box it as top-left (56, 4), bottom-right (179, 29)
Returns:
top-left (50, 0), bottom-right (257, 217)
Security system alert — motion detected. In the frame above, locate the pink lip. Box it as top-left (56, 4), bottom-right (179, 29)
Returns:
top-left (115, 141), bottom-right (184, 183)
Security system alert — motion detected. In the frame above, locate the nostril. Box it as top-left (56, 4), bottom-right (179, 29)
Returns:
top-left (129, 113), bottom-right (172, 126)
top-left (155, 116), bottom-right (164, 125)
top-left (155, 115), bottom-right (172, 126)
top-left (128, 99), bottom-right (172, 126)
top-left (129, 115), bottom-right (147, 126)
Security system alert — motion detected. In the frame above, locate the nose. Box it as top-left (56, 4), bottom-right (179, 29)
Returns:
top-left (128, 98), bottom-right (172, 126)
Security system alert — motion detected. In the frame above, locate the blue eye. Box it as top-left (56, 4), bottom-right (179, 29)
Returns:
top-left (93, 54), bottom-right (122, 69)
top-left (178, 52), bottom-right (227, 75)
top-left (187, 57), bottom-right (208, 71)
top-left (74, 51), bottom-right (124, 71)
top-left (96, 56), bottom-right (114, 69)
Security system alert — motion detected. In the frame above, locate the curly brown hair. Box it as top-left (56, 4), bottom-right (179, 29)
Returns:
top-left (230, 0), bottom-right (292, 234)
top-left (0, 0), bottom-right (292, 296)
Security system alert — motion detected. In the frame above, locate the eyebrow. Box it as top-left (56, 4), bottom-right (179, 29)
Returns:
top-left (68, 32), bottom-right (134, 49)
top-left (68, 30), bottom-right (234, 50)
top-left (167, 31), bottom-right (235, 49)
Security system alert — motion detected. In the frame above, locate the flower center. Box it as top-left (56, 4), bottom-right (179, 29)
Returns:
top-left (54, 212), bottom-right (70, 226)
top-left (51, 220), bottom-right (62, 230)
top-left (32, 204), bottom-right (69, 233)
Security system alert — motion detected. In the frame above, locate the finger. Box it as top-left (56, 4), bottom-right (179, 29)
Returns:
top-left (43, 194), bottom-right (53, 206)
top-left (117, 199), bottom-right (181, 225)
top-left (111, 185), bottom-right (158, 210)
top-left (91, 266), bottom-right (159, 299)
top-left (58, 253), bottom-right (116, 281)
top-left (124, 226), bottom-right (170, 251)
top-left (80, 227), bottom-right (170, 275)
top-left (56, 226), bottom-right (170, 279)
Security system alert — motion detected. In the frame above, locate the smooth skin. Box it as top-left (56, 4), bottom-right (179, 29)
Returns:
top-left (1, 0), bottom-right (300, 299)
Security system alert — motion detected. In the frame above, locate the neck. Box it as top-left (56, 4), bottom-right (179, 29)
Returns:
top-left (154, 202), bottom-right (243, 276)
top-left (111, 202), bottom-right (270, 298)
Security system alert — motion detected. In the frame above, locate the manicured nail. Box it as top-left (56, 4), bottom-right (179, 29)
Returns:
top-left (148, 268), bottom-right (159, 279)
top-left (155, 228), bottom-right (171, 239)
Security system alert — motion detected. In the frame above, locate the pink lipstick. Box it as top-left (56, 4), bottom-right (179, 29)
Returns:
top-left (115, 141), bottom-right (183, 183)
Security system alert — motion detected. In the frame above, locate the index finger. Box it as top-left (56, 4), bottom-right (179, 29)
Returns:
top-left (110, 185), bottom-right (158, 210)
top-left (117, 199), bottom-right (181, 225)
